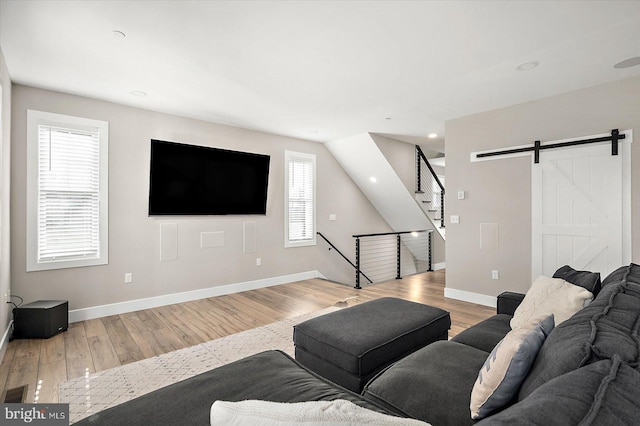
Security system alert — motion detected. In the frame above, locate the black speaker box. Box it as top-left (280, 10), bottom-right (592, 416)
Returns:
top-left (14, 300), bottom-right (69, 339)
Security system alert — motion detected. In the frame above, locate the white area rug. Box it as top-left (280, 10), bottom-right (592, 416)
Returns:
top-left (59, 306), bottom-right (340, 424)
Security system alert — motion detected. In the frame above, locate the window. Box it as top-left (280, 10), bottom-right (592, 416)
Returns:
top-left (27, 110), bottom-right (108, 271)
top-left (285, 151), bottom-right (316, 247)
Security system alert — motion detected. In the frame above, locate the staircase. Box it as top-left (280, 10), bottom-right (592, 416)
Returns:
top-left (324, 133), bottom-right (446, 282)
top-left (416, 146), bottom-right (446, 240)
top-left (325, 133), bottom-right (434, 235)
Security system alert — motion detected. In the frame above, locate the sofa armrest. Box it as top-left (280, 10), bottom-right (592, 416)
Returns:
top-left (497, 292), bottom-right (525, 316)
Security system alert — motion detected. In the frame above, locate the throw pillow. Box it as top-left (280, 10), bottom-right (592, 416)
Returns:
top-left (553, 265), bottom-right (602, 296)
top-left (510, 275), bottom-right (593, 330)
top-left (210, 399), bottom-right (431, 425)
top-left (470, 315), bottom-right (555, 420)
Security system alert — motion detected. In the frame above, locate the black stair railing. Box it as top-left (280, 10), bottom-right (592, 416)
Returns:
top-left (353, 230), bottom-right (432, 289)
top-left (317, 232), bottom-right (373, 285)
top-left (416, 145), bottom-right (445, 229)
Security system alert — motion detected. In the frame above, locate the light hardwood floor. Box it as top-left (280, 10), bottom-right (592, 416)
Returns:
top-left (0, 270), bottom-right (495, 404)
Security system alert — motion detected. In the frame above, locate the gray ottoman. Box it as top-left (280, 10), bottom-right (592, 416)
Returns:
top-left (293, 297), bottom-right (451, 392)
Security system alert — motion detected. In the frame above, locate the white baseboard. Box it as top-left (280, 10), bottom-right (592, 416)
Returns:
top-left (444, 287), bottom-right (497, 308)
top-left (69, 270), bottom-right (326, 323)
top-left (0, 320), bottom-right (13, 364)
top-left (432, 262), bottom-right (446, 270)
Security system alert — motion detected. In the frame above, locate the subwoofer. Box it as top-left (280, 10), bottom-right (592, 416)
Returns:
top-left (13, 300), bottom-right (69, 339)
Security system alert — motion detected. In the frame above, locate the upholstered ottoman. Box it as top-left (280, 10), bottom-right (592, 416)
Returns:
top-left (293, 297), bottom-right (451, 392)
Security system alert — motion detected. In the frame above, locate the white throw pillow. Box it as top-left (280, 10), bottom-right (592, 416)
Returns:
top-left (210, 399), bottom-right (431, 425)
top-left (510, 275), bottom-right (593, 329)
top-left (470, 314), bottom-right (555, 420)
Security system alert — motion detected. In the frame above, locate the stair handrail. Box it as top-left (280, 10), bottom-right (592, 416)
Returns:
top-left (317, 232), bottom-right (373, 285)
top-left (353, 229), bottom-right (433, 289)
top-left (416, 145), bottom-right (444, 192)
top-left (416, 145), bottom-right (445, 229)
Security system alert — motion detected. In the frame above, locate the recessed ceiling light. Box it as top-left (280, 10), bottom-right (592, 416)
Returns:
top-left (385, 117), bottom-right (392, 120)
top-left (369, 177), bottom-right (377, 183)
top-left (130, 90), bottom-right (147, 97)
top-left (112, 30), bottom-right (126, 38)
top-left (614, 56), bottom-right (640, 69)
top-left (516, 61), bottom-right (539, 71)
top-left (428, 133), bottom-right (438, 139)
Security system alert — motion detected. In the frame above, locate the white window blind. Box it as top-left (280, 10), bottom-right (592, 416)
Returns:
top-left (285, 151), bottom-right (316, 247)
top-left (38, 125), bottom-right (100, 262)
top-left (27, 110), bottom-right (108, 271)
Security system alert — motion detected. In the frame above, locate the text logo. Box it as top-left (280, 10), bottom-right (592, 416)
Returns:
top-left (1, 404), bottom-right (68, 425)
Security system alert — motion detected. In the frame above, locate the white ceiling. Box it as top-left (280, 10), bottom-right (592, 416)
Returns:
top-left (2, 1), bottom-right (640, 151)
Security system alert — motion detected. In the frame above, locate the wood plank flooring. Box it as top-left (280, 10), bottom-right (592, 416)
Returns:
top-left (0, 270), bottom-right (495, 404)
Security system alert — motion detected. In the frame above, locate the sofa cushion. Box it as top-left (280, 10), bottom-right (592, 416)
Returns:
top-left (470, 315), bottom-right (555, 420)
top-left (601, 263), bottom-right (640, 287)
top-left (477, 356), bottom-right (640, 426)
top-left (362, 341), bottom-right (487, 426)
top-left (510, 275), bottom-right (592, 329)
top-left (74, 350), bottom-right (395, 426)
top-left (553, 264), bottom-right (602, 296)
top-left (519, 263), bottom-right (640, 399)
top-left (451, 314), bottom-right (512, 353)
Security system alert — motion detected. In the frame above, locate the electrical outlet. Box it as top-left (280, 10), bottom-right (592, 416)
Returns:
top-left (4, 293), bottom-right (8, 303)
top-left (124, 273), bottom-right (133, 284)
top-left (491, 270), bottom-right (499, 280)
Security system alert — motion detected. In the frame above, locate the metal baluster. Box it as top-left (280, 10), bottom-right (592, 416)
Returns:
top-left (396, 234), bottom-right (402, 280)
top-left (440, 191), bottom-right (445, 229)
top-left (428, 232), bottom-right (433, 271)
top-left (355, 237), bottom-right (361, 289)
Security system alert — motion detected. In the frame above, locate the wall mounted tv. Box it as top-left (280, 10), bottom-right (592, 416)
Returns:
top-left (148, 139), bottom-right (270, 215)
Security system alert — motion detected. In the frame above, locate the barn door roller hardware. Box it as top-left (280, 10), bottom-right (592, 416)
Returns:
top-left (476, 129), bottom-right (624, 163)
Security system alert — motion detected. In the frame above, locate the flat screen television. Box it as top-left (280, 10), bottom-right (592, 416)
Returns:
top-left (148, 139), bottom-right (270, 215)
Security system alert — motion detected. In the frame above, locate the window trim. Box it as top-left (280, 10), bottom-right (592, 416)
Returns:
top-left (284, 150), bottom-right (316, 248)
top-left (26, 110), bottom-right (109, 271)
top-left (0, 84), bottom-right (3, 270)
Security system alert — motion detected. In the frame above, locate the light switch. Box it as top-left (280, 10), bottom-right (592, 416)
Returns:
top-left (329, 214), bottom-right (337, 221)
top-left (457, 191), bottom-right (465, 200)
top-left (450, 215), bottom-right (460, 224)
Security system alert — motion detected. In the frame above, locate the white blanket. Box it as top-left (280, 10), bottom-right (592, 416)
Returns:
top-left (210, 399), bottom-right (431, 425)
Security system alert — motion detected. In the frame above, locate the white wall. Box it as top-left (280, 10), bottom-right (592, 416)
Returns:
top-left (10, 85), bottom-right (391, 313)
top-left (445, 75), bottom-right (640, 299)
top-left (0, 47), bottom-right (12, 359)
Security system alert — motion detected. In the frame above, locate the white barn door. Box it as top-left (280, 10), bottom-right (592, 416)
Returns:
top-left (532, 133), bottom-right (631, 280)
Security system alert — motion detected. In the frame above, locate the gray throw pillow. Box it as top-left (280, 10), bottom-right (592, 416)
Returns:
top-left (553, 265), bottom-right (601, 296)
top-left (470, 315), bottom-right (555, 420)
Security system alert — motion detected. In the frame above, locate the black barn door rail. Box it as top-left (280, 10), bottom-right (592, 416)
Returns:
top-left (476, 129), bottom-right (625, 164)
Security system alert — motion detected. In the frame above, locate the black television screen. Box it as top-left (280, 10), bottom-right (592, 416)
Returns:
top-left (148, 140), bottom-right (270, 215)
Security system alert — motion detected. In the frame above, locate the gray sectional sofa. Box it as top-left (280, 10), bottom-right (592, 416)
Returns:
top-left (76, 263), bottom-right (640, 425)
